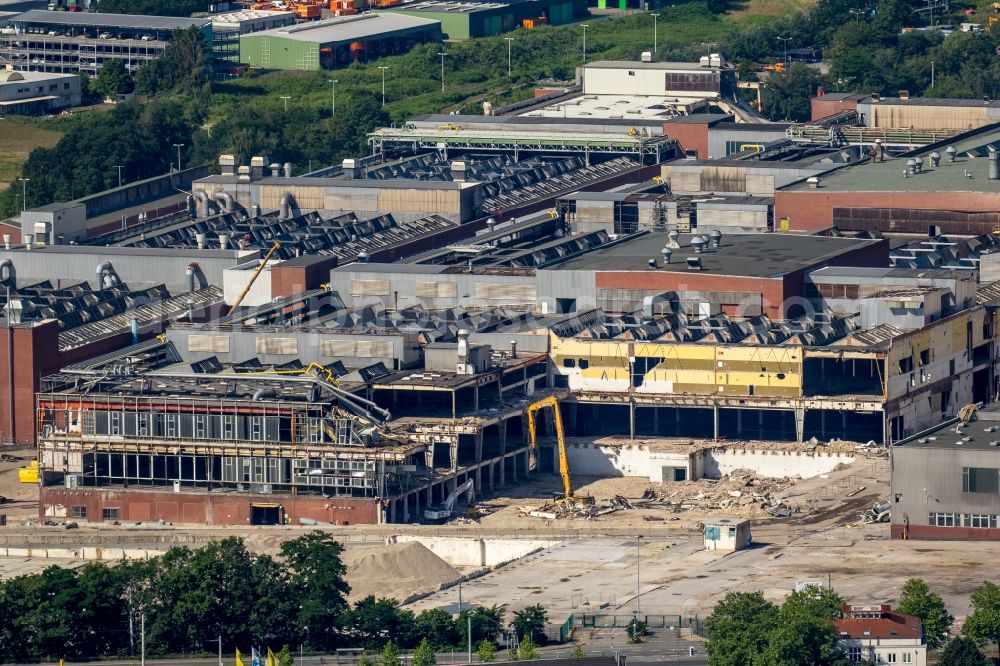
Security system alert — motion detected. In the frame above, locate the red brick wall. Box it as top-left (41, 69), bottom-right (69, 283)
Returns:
top-left (662, 122), bottom-right (710, 159)
top-left (774, 191), bottom-right (1000, 231)
top-left (596, 272), bottom-right (788, 318)
top-left (41, 487), bottom-right (380, 526)
top-left (811, 96), bottom-right (860, 121)
top-left (0, 321), bottom-right (61, 445)
top-left (892, 523), bottom-right (1000, 540)
top-left (270, 256), bottom-right (338, 299)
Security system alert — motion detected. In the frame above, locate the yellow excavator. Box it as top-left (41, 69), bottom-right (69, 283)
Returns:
top-left (526, 395), bottom-right (594, 506)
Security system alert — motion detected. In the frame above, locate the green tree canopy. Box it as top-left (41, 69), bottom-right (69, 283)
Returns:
top-left (280, 532), bottom-right (350, 651)
top-left (510, 605), bottom-right (548, 645)
top-left (938, 637), bottom-right (986, 666)
top-left (705, 591), bottom-right (780, 666)
top-left (763, 63), bottom-right (823, 122)
top-left (964, 581), bottom-right (1000, 649)
top-left (94, 59), bottom-right (134, 99)
top-left (897, 578), bottom-right (953, 650)
top-left (412, 637), bottom-right (436, 666)
top-left (476, 639), bottom-right (497, 663)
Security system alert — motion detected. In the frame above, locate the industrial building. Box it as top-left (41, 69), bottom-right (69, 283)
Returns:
top-left (0, 10), bottom-right (212, 75)
top-left (811, 91), bottom-right (1000, 132)
top-left (891, 401), bottom-right (1000, 541)
top-left (375, 0), bottom-right (587, 39)
top-left (775, 124), bottom-right (1000, 233)
top-left (0, 66), bottom-right (80, 115)
top-left (210, 9), bottom-right (297, 34)
top-left (239, 13), bottom-right (441, 70)
top-left (34, 306), bottom-right (551, 525)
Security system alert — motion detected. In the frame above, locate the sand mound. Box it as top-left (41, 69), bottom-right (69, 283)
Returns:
top-left (344, 541), bottom-right (461, 602)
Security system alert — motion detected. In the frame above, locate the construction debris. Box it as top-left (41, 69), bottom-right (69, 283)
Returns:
top-left (861, 501), bottom-right (891, 524)
top-left (519, 469), bottom-right (802, 520)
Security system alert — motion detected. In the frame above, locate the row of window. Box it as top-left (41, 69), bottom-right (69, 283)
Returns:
top-left (71, 507), bottom-right (119, 520)
top-left (929, 512), bottom-right (998, 528)
top-left (847, 648), bottom-right (913, 663)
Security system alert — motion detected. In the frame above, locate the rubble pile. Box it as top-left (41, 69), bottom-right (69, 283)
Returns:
top-left (521, 470), bottom-right (803, 520)
top-left (644, 469), bottom-right (800, 519)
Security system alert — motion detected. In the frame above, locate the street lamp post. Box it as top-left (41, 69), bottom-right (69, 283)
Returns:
top-left (581, 24), bottom-right (589, 62)
top-left (778, 36), bottom-right (791, 66)
top-left (280, 95), bottom-right (291, 111)
top-left (636, 535), bottom-right (642, 620)
top-left (17, 177), bottom-right (29, 213)
top-left (378, 66), bottom-right (388, 107)
top-left (330, 79), bottom-right (338, 117)
top-left (505, 37), bottom-right (514, 78)
top-left (173, 143), bottom-right (184, 172)
top-left (113, 164), bottom-right (123, 188)
top-left (436, 51), bottom-right (448, 93)
top-left (652, 14), bottom-right (658, 57)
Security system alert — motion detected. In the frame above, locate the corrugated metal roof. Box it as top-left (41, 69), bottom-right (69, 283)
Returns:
top-left (244, 12), bottom-right (439, 43)
top-left (14, 9), bottom-right (210, 30)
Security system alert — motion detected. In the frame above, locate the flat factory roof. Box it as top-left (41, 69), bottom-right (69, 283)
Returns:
top-left (13, 9), bottom-right (210, 30)
top-left (783, 125), bottom-right (1000, 193)
top-left (385, 0), bottom-right (515, 12)
top-left (544, 232), bottom-right (883, 278)
top-left (863, 96), bottom-right (1000, 109)
top-left (895, 405), bottom-right (1000, 451)
top-left (585, 59), bottom-right (732, 72)
top-left (243, 12), bottom-right (439, 43)
top-left (523, 94), bottom-right (715, 121)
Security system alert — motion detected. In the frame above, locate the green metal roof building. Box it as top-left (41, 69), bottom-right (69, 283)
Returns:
top-left (374, 0), bottom-right (588, 40)
top-left (239, 13), bottom-right (441, 70)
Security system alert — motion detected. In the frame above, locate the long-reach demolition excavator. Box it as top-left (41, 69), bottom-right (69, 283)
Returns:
top-left (526, 395), bottom-right (594, 507)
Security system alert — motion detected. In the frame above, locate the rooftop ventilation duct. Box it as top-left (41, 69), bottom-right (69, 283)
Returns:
top-left (648, 258), bottom-right (658, 269)
top-left (989, 146), bottom-right (999, 180)
top-left (930, 151), bottom-right (941, 167)
top-left (946, 145), bottom-right (957, 162)
top-left (660, 247), bottom-right (672, 264)
top-left (219, 154), bottom-right (237, 176)
top-left (807, 176), bottom-right (820, 188)
top-left (250, 156), bottom-right (267, 180)
top-left (687, 256), bottom-right (702, 271)
top-left (709, 229), bottom-right (722, 248)
top-left (283, 162), bottom-right (292, 178)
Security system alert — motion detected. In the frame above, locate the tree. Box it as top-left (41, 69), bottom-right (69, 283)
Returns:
top-left (458, 605), bottom-right (505, 649)
top-left (515, 635), bottom-right (539, 660)
top-left (275, 646), bottom-right (295, 666)
top-left (476, 640), bottom-right (497, 662)
top-left (762, 62), bottom-right (823, 122)
top-left (94, 59), bottom-right (133, 99)
top-left (357, 653), bottom-right (373, 666)
top-left (280, 532), bottom-right (350, 650)
top-left (134, 27), bottom-right (209, 96)
top-left (510, 605), bottom-right (548, 645)
top-left (705, 592), bottom-right (780, 666)
top-left (570, 646), bottom-right (585, 659)
top-left (965, 581), bottom-right (1000, 649)
top-left (897, 578), bottom-right (953, 650)
top-left (414, 608), bottom-right (459, 648)
top-left (349, 596), bottom-right (416, 650)
top-left (938, 636), bottom-right (987, 666)
top-left (758, 586), bottom-right (844, 666)
top-left (412, 638), bottom-right (436, 666)
top-left (378, 642), bottom-right (401, 666)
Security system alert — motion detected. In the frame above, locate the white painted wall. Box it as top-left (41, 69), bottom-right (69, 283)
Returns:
top-left (565, 442), bottom-right (853, 482)
top-left (706, 448), bottom-right (854, 479)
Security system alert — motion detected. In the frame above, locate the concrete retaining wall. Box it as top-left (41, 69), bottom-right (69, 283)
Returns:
top-left (0, 546), bottom-right (162, 560)
top-left (393, 535), bottom-right (556, 567)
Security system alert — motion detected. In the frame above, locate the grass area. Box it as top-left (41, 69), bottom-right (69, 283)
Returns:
top-left (728, 0), bottom-right (816, 18)
top-left (209, 2), bottom-right (762, 128)
top-left (0, 118), bottom-right (64, 190)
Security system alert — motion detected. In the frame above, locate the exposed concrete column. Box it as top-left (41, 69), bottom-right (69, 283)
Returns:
top-left (425, 485), bottom-right (432, 509)
top-left (498, 459), bottom-right (506, 487)
top-left (522, 451), bottom-right (530, 478)
top-left (451, 391), bottom-right (457, 420)
top-left (794, 407), bottom-right (805, 443)
top-left (736, 409), bottom-right (742, 435)
top-left (450, 441), bottom-right (459, 471)
top-left (474, 432), bottom-right (483, 464)
top-left (475, 466), bottom-right (482, 494)
top-left (488, 462), bottom-right (495, 492)
top-left (499, 417), bottom-right (508, 455)
top-left (414, 490), bottom-right (421, 518)
top-left (389, 499), bottom-right (397, 524)
top-left (713, 405), bottom-right (720, 441)
top-left (474, 385), bottom-right (479, 412)
top-left (425, 444), bottom-right (435, 468)
top-left (629, 401), bottom-right (636, 439)
top-left (820, 410), bottom-right (826, 439)
top-left (653, 406), bottom-right (659, 435)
